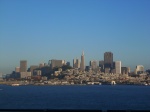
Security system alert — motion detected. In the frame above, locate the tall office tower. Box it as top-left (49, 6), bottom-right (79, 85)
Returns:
top-left (115, 61), bottom-right (121, 74)
top-left (73, 58), bottom-right (80, 68)
top-left (90, 60), bottom-right (98, 71)
top-left (80, 51), bottom-right (85, 71)
top-left (104, 52), bottom-right (113, 69)
top-left (20, 60), bottom-right (27, 72)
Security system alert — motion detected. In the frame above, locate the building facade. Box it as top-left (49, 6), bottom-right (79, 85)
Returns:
top-left (135, 65), bottom-right (144, 74)
top-left (73, 59), bottom-right (80, 68)
top-left (20, 72), bottom-right (31, 79)
top-left (115, 61), bottom-right (121, 74)
top-left (99, 60), bottom-right (104, 72)
top-left (90, 60), bottom-right (98, 71)
top-left (104, 52), bottom-right (113, 70)
top-left (39, 63), bottom-right (44, 68)
top-left (80, 51), bottom-right (85, 71)
top-left (121, 67), bottom-right (129, 74)
top-left (15, 67), bottom-right (20, 73)
top-left (50, 59), bottom-right (66, 69)
top-left (20, 60), bottom-right (27, 72)
top-left (30, 65), bottom-right (39, 76)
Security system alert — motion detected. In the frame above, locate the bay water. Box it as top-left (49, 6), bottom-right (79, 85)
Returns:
top-left (0, 85), bottom-right (150, 110)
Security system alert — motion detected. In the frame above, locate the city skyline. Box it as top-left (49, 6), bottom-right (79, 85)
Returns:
top-left (0, 51), bottom-right (148, 74)
top-left (0, 0), bottom-right (150, 74)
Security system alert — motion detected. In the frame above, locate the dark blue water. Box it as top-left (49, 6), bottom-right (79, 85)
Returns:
top-left (0, 85), bottom-right (150, 110)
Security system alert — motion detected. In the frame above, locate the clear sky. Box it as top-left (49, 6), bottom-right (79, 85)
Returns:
top-left (0, 0), bottom-right (150, 74)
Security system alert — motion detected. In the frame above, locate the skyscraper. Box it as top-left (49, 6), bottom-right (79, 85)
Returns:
top-left (73, 58), bottom-right (80, 68)
top-left (115, 61), bottom-right (121, 74)
top-left (104, 52), bottom-right (113, 69)
top-left (80, 51), bottom-right (85, 71)
top-left (90, 60), bottom-right (98, 71)
top-left (20, 60), bottom-right (27, 72)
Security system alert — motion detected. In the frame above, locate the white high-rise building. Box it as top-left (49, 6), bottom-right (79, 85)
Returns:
top-left (115, 61), bottom-right (121, 74)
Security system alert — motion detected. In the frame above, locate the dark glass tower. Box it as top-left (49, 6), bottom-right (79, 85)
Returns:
top-left (104, 52), bottom-right (113, 69)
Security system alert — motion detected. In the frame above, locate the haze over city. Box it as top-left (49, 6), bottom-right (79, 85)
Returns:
top-left (0, 0), bottom-right (150, 74)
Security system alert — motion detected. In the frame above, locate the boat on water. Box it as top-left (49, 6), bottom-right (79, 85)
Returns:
top-left (144, 83), bottom-right (148, 86)
top-left (11, 84), bottom-right (20, 86)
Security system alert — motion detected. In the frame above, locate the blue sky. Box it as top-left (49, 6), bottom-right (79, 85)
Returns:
top-left (0, 0), bottom-right (150, 74)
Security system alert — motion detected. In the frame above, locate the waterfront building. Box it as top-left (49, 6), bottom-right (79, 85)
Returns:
top-left (73, 58), bottom-right (80, 68)
top-left (80, 51), bottom-right (85, 71)
top-left (115, 61), bottom-right (121, 74)
top-left (50, 59), bottom-right (66, 69)
top-left (20, 60), bottom-right (27, 72)
top-left (15, 67), bottom-right (20, 73)
top-left (104, 52), bottom-right (113, 70)
top-left (135, 65), bottom-right (144, 75)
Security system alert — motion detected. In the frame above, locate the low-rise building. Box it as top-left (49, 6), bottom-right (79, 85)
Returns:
top-left (20, 72), bottom-right (31, 79)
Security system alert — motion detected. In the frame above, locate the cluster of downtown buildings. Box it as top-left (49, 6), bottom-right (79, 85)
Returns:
top-left (1, 52), bottom-right (149, 79)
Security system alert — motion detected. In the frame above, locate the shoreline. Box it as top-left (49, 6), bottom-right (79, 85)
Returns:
top-left (0, 83), bottom-right (149, 86)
